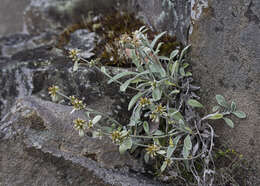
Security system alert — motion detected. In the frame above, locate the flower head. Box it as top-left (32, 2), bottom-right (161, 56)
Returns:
top-left (146, 144), bottom-right (160, 158)
top-left (154, 104), bottom-right (166, 114)
top-left (111, 130), bottom-right (122, 144)
top-left (70, 96), bottom-right (86, 111)
top-left (48, 85), bottom-right (59, 97)
top-left (73, 118), bottom-right (86, 136)
top-left (139, 97), bottom-right (151, 107)
top-left (69, 49), bottom-right (80, 62)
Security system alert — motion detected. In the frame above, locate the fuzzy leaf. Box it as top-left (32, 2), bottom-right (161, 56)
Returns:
top-left (232, 111), bottom-right (246, 119)
top-left (185, 72), bottom-right (192, 77)
top-left (128, 91), bottom-right (146, 110)
top-left (120, 78), bottom-right (133, 92)
top-left (223, 117), bottom-right (234, 128)
top-left (180, 67), bottom-right (185, 76)
top-left (152, 87), bottom-right (162, 101)
top-left (179, 45), bottom-right (191, 60)
top-left (216, 95), bottom-right (228, 108)
top-left (144, 152), bottom-right (150, 163)
top-left (187, 99), bottom-right (203, 108)
top-left (160, 161), bottom-right (168, 172)
top-left (208, 113), bottom-right (223, 120)
top-left (153, 130), bottom-right (164, 136)
top-left (119, 138), bottom-right (132, 154)
top-left (230, 101), bottom-right (236, 112)
top-left (157, 150), bottom-right (166, 155)
top-left (167, 136), bottom-right (181, 158)
top-left (73, 61), bottom-right (79, 72)
top-left (169, 89), bottom-right (180, 95)
top-left (170, 49), bottom-right (179, 60)
top-left (108, 71), bottom-right (137, 84)
top-left (212, 106), bottom-right (220, 112)
top-left (184, 135), bottom-right (192, 150)
top-left (151, 31), bottom-right (167, 49)
top-left (92, 115), bottom-right (102, 124)
top-left (143, 121), bottom-right (150, 135)
top-left (182, 146), bottom-right (190, 159)
top-left (169, 108), bottom-right (184, 121)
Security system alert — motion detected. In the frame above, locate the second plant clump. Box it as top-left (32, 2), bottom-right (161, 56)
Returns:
top-left (48, 27), bottom-right (246, 185)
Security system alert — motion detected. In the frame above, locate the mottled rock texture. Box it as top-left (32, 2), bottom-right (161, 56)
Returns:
top-left (190, 0), bottom-right (260, 173)
top-left (127, 0), bottom-right (191, 44)
top-left (0, 97), bottom-right (162, 186)
top-left (0, 0), bottom-right (30, 36)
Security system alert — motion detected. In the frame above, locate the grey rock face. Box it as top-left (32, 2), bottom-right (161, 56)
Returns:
top-left (189, 0), bottom-right (260, 173)
top-left (126, 0), bottom-right (191, 44)
top-left (0, 97), bottom-right (162, 186)
top-left (65, 29), bottom-right (97, 59)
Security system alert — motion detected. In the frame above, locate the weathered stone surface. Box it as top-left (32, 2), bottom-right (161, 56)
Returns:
top-left (126, 0), bottom-right (191, 44)
top-left (0, 0), bottom-right (30, 36)
top-left (24, 0), bottom-right (118, 35)
top-left (189, 0), bottom-right (260, 175)
top-left (0, 97), bottom-right (163, 186)
top-left (65, 29), bottom-right (97, 59)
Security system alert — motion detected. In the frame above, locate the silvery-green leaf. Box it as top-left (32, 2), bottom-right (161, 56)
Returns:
top-left (170, 49), bottom-right (179, 60)
top-left (169, 89), bottom-right (180, 95)
top-left (151, 31), bottom-right (167, 48)
top-left (152, 87), bottom-right (162, 101)
top-left (223, 117), bottom-right (234, 128)
top-left (149, 63), bottom-right (166, 77)
top-left (144, 152), bottom-right (150, 163)
top-left (92, 115), bottom-right (102, 124)
top-left (171, 61), bottom-right (179, 77)
top-left (120, 78), bottom-right (134, 92)
top-left (128, 91), bottom-right (146, 110)
top-left (153, 130), bottom-right (164, 136)
top-left (108, 71), bottom-right (137, 84)
top-left (232, 111), bottom-right (246, 119)
top-left (101, 66), bottom-right (106, 74)
top-left (143, 121), bottom-right (150, 135)
top-left (212, 106), bottom-right (220, 112)
top-left (73, 61), bottom-right (79, 71)
top-left (180, 67), bottom-right (185, 76)
top-left (79, 130), bottom-right (84, 137)
top-left (158, 56), bottom-right (170, 61)
top-left (185, 72), bottom-right (192, 77)
top-left (192, 142), bottom-right (199, 156)
top-left (167, 136), bottom-right (181, 158)
top-left (155, 42), bottom-right (164, 54)
top-left (168, 108), bottom-right (184, 121)
top-left (208, 113), bottom-right (223, 120)
top-left (231, 101), bottom-right (236, 112)
top-left (157, 150), bottom-right (166, 155)
top-left (187, 99), bottom-right (203, 108)
top-left (183, 63), bottom-right (189, 69)
top-left (182, 146), bottom-right (190, 159)
top-left (179, 45), bottom-right (191, 60)
top-left (119, 138), bottom-right (132, 154)
top-left (160, 161), bottom-right (168, 172)
top-left (184, 135), bottom-right (192, 150)
top-left (216, 95), bottom-right (228, 108)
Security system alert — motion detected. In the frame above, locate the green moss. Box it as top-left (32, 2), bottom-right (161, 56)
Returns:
top-left (57, 11), bottom-right (182, 67)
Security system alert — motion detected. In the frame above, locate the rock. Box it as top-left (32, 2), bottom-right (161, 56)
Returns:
top-left (189, 0), bottom-right (260, 177)
top-left (0, 97), bottom-right (164, 186)
top-left (24, 0), bottom-right (118, 35)
top-left (0, 0), bottom-right (30, 36)
top-left (65, 29), bottom-right (97, 59)
top-left (0, 32), bottom-right (56, 57)
top-left (126, 0), bottom-right (191, 44)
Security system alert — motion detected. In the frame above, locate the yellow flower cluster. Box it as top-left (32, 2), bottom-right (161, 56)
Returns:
top-left (48, 85), bottom-right (59, 97)
top-left (70, 96), bottom-right (86, 111)
top-left (146, 144), bottom-right (160, 157)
